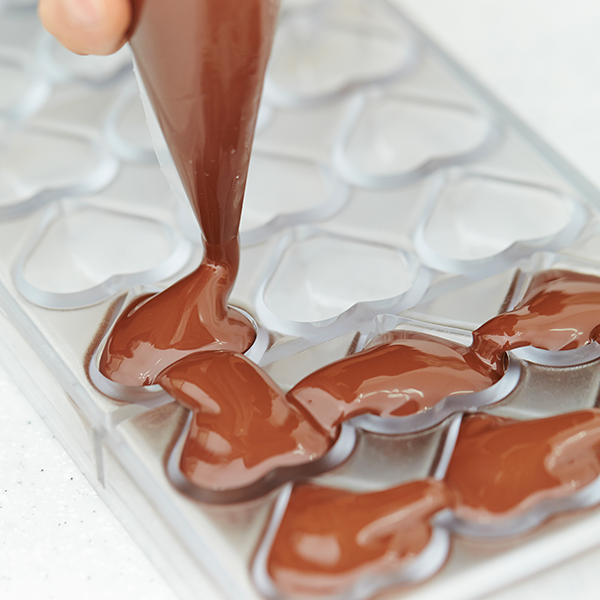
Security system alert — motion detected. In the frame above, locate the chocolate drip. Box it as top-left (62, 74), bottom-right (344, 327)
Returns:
top-left (266, 479), bottom-right (453, 597)
top-left (446, 410), bottom-right (600, 518)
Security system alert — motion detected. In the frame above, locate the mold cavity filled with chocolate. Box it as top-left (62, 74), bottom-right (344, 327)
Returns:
top-left (472, 269), bottom-right (600, 369)
top-left (287, 330), bottom-right (502, 433)
top-left (262, 479), bottom-right (453, 598)
top-left (446, 410), bottom-right (600, 521)
top-left (159, 351), bottom-right (342, 498)
top-left (99, 0), bottom-right (280, 387)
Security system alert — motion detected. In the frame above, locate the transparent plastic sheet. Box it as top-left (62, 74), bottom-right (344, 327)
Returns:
top-left (3, 1), bottom-right (600, 600)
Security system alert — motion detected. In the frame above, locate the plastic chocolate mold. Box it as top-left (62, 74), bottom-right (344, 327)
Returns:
top-left (5, 2), bottom-right (600, 600)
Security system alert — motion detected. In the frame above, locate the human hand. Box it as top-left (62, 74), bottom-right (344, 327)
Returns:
top-left (38, 0), bottom-right (132, 55)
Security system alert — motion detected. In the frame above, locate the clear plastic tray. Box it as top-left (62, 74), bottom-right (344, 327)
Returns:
top-left (3, 1), bottom-right (600, 599)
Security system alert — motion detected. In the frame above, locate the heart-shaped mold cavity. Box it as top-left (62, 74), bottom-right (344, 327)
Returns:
top-left (0, 124), bottom-right (118, 217)
top-left (288, 329), bottom-right (520, 435)
top-left (334, 93), bottom-right (498, 188)
top-left (161, 351), bottom-right (356, 503)
top-left (256, 228), bottom-right (428, 336)
top-left (240, 151), bottom-right (348, 244)
top-left (415, 172), bottom-right (586, 275)
top-left (445, 410), bottom-right (600, 537)
top-left (473, 268), bottom-right (600, 368)
top-left (13, 201), bottom-right (192, 308)
top-left (265, 0), bottom-right (417, 106)
top-left (253, 479), bottom-right (452, 600)
top-left (104, 79), bottom-right (155, 162)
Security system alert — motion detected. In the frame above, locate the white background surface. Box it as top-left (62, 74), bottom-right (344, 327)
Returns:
top-left (3, 1), bottom-right (600, 599)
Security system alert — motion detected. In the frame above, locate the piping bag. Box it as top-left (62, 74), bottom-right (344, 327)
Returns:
top-left (128, 0), bottom-right (280, 247)
top-left (98, 0), bottom-right (280, 386)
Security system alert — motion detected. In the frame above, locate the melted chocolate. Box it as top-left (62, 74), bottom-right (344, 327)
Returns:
top-left (266, 479), bottom-right (453, 597)
top-left (159, 351), bottom-right (335, 491)
top-left (473, 270), bottom-right (600, 370)
top-left (287, 331), bottom-right (501, 435)
top-left (446, 410), bottom-right (600, 518)
top-left (99, 0), bottom-right (280, 385)
top-left (99, 239), bottom-right (254, 386)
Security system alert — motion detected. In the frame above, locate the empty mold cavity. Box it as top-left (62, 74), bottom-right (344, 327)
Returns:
top-left (266, 0), bottom-right (416, 105)
top-left (334, 93), bottom-right (496, 187)
top-left (0, 125), bottom-right (118, 217)
top-left (240, 152), bottom-right (347, 242)
top-left (14, 202), bottom-right (191, 308)
top-left (419, 173), bottom-right (583, 266)
top-left (261, 231), bottom-right (417, 324)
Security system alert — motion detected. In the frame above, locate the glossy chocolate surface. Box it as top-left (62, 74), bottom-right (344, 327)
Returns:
top-left (287, 331), bottom-right (501, 434)
top-left (446, 409), bottom-right (600, 518)
top-left (266, 479), bottom-right (453, 597)
top-left (99, 240), bottom-right (255, 386)
top-left (473, 270), bottom-right (600, 369)
top-left (100, 0), bottom-right (280, 385)
top-left (159, 351), bottom-right (335, 491)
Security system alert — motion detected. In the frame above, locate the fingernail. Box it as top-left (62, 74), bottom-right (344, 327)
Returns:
top-left (63, 0), bottom-right (105, 26)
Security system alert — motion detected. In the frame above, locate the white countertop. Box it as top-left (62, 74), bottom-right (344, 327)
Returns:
top-left (2, 1), bottom-right (600, 599)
